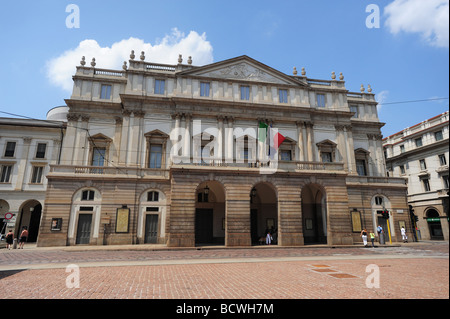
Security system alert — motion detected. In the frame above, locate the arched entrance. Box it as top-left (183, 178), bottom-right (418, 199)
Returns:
top-left (0, 199), bottom-right (10, 236)
top-left (18, 200), bottom-right (42, 242)
top-left (250, 182), bottom-right (278, 245)
top-left (195, 181), bottom-right (225, 245)
top-left (426, 209), bottom-right (444, 240)
top-left (301, 184), bottom-right (327, 244)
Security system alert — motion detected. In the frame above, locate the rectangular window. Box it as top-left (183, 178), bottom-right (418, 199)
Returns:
top-left (435, 130), bottom-right (443, 141)
top-left (375, 196), bottom-right (383, 206)
top-left (443, 175), bottom-right (449, 189)
top-left (100, 84), bottom-right (112, 99)
top-left (439, 154), bottom-right (447, 166)
top-left (79, 206), bottom-right (94, 211)
top-left (147, 191), bottom-right (159, 202)
top-left (419, 159), bottom-right (427, 170)
top-left (149, 144), bottom-right (162, 168)
top-left (317, 94), bottom-right (325, 107)
top-left (399, 165), bottom-right (406, 175)
top-left (321, 152), bottom-right (332, 163)
top-left (4, 142), bottom-right (16, 157)
top-left (415, 138), bottom-right (423, 147)
top-left (278, 89), bottom-right (288, 103)
top-left (422, 178), bottom-right (431, 192)
top-left (356, 160), bottom-right (367, 176)
top-left (280, 150), bottom-right (292, 161)
top-left (91, 147), bottom-right (106, 167)
top-left (36, 143), bottom-right (47, 159)
top-left (0, 165), bottom-right (12, 183)
top-left (30, 166), bottom-right (44, 184)
top-left (81, 190), bottom-right (95, 201)
top-left (240, 86), bottom-right (250, 100)
top-left (400, 145), bottom-right (405, 153)
top-left (155, 79), bottom-right (165, 95)
top-left (200, 82), bottom-right (210, 97)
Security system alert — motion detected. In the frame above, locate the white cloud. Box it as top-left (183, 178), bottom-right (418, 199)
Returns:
top-left (376, 90), bottom-right (389, 110)
top-left (384, 0), bottom-right (449, 48)
top-left (46, 28), bottom-right (214, 92)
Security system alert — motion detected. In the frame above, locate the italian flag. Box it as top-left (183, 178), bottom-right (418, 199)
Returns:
top-left (258, 122), bottom-right (285, 157)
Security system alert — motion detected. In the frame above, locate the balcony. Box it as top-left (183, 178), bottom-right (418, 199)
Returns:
top-left (48, 165), bottom-right (170, 180)
top-left (346, 175), bottom-right (407, 186)
top-left (170, 157), bottom-right (345, 174)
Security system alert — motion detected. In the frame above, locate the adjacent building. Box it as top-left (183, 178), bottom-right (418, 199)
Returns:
top-left (35, 53), bottom-right (410, 247)
top-left (0, 108), bottom-right (67, 240)
top-left (383, 111), bottom-right (449, 240)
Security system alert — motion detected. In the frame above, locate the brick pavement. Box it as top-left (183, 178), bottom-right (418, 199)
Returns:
top-left (0, 242), bottom-right (448, 300)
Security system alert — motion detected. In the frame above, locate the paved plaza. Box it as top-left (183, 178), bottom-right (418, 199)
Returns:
top-left (0, 242), bottom-right (448, 301)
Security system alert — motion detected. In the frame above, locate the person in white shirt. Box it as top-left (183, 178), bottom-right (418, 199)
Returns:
top-left (401, 226), bottom-right (408, 243)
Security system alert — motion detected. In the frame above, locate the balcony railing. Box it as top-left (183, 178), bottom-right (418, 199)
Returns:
top-left (170, 157), bottom-right (345, 172)
top-left (346, 175), bottom-right (407, 185)
top-left (49, 165), bottom-right (170, 179)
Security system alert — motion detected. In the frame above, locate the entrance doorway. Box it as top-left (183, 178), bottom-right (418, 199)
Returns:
top-left (18, 200), bottom-right (42, 242)
top-left (301, 184), bottom-right (327, 244)
top-left (76, 214), bottom-right (92, 244)
top-left (427, 209), bottom-right (444, 240)
top-left (195, 209), bottom-right (213, 244)
top-left (144, 213), bottom-right (159, 244)
top-left (250, 183), bottom-right (277, 245)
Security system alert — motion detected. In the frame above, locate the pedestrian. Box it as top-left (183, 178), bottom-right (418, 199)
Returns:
top-left (377, 225), bottom-right (385, 244)
top-left (369, 232), bottom-right (376, 247)
top-left (5, 229), bottom-right (14, 250)
top-left (401, 226), bottom-right (408, 243)
top-left (361, 229), bottom-right (368, 247)
top-left (19, 226), bottom-right (28, 249)
top-left (266, 231), bottom-right (272, 245)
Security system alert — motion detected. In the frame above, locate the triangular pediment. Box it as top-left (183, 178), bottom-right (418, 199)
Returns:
top-left (316, 139), bottom-right (337, 147)
top-left (179, 56), bottom-right (306, 86)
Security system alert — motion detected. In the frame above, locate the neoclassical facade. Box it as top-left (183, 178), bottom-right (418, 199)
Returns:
top-left (0, 111), bottom-right (66, 241)
top-left (383, 111), bottom-right (449, 241)
top-left (37, 53), bottom-right (409, 247)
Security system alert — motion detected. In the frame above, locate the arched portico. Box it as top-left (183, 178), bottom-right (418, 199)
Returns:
top-left (301, 184), bottom-right (327, 244)
top-left (195, 180), bottom-right (226, 245)
top-left (18, 199), bottom-right (43, 242)
top-left (250, 182), bottom-right (278, 245)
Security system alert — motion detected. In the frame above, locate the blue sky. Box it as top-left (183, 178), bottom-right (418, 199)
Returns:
top-left (0, 0), bottom-right (448, 137)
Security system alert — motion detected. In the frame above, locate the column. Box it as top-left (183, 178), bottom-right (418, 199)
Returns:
top-left (133, 111), bottom-right (145, 167)
top-left (367, 134), bottom-right (375, 176)
top-left (119, 110), bottom-right (131, 166)
top-left (335, 125), bottom-right (348, 170)
top-left (296, 122), bottom-right (305, 161)
top-left (225, 116), bottom-right (234, 163)
top-left (112, 117), bottom-right (122, 165)
top-left (60, 113), bottom-right (79, 165)
top-left (217, 116), bottom-right (224, 164)
top-left (183, 113), bottom-right (191, 161)
top-left (344, 126), bottom-right (357, 174)
top-left (306, 122), bottom-right (315, 162)
top-left (78, 115), bottom-right (89, 166)
top-left (15, 137), bottom-right (32, 191)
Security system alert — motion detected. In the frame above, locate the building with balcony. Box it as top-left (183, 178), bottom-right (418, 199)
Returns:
top-left (0, 107), bottom-right (67, 241)
top-left (383, 111), bottom-right (449, 240)
top-left (37, 53), bottom-right (409, 247)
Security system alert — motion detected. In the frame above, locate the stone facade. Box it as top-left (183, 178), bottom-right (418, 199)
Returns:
top-left (37, 54), bottom-right (410, 247)
top-left (383, 111), bottom-right (449, 241)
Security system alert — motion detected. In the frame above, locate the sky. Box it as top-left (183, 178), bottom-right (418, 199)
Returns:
top-left (0, 0), bottom-right (448, 137)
